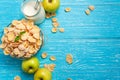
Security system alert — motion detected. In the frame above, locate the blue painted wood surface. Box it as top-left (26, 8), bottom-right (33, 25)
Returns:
top-left (0, 0), bottom-right (120, 80)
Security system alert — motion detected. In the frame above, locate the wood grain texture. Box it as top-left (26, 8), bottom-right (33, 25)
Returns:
top-left (0, 0), bottom-right (120, 80)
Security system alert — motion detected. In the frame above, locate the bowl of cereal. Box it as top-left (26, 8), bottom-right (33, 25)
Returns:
top-left (0, 19), bottom-right (43, 59)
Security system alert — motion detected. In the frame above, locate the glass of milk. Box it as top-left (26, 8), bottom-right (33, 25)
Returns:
top-left (21, 0), bottom-right (45, 24)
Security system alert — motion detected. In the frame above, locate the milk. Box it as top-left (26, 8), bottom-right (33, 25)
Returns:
top-left (22, 0), bottom-right (45, 24)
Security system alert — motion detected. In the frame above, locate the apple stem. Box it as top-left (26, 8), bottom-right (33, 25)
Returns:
top-left (40, 78), bottom-right (43, 80)
top-left (48, 0), bottom-right (52, 3)
top-left (29, 67), bottom-right (33, 69)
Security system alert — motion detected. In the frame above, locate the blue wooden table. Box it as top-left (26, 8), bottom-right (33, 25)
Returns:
top-left (0, 0), bottom-right (120, 80)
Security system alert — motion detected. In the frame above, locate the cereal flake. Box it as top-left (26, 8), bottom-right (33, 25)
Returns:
top-left (59, 28), bottom-right (64, 32)
top-left (50, 56), bottom-right (56, 61)
top-left (52, 18), bottom-right (57, 22)
top-left (65, 8), bottom-right (71, 12)
top-left (85, 9), bottom-right (90, 15)
top-left (88, 5), bottom-right (95, 11)
top-left (51, 28), bottom-right (57, 33)
top-left (66, 54), bottom-right (73, 64)
top-left (52, 22), bottom-right (59, 28)
top-left (14, 75), bottom-right (21, 80)
top-left (44, 64), bottom-right (56, 72)
top-left (41, 52), bottom-right (48, 58)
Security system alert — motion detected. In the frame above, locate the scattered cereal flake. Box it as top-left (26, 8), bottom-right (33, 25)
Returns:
top-left (44, 64), bottom-right (48, 68)
top-left (52, 18), bottom-right (57, 22)
top-left (46, 12), bottom-right (56, 18)
top-left (41, 52), bottom-right (48, 58)
top-left (50, 56), bottom-right (56, 61)
top-left (51, 13), bottom-right (56, 17)
top-left (48, 64), bottom-right (56, 72)
top-left (59, 28), bottom-right (64, 32)
top-left (51, 28), bottom-right (57, 33)
top-left (66, 54), bottom-right (73, 64)
top-left (52, 22), bottom-right (59, 27)
top-left (4, 51), bottom-right (9, 55)
top-left (44, 64), bottom-right (56, 72)
top-left (67, 78), bottom-right (72, 80)
top-left (88, 5), bottom-right (95, 11)
top-left (85, 9), bottom-right (90, 15)
top-left (65, 8), bottom-right (71, 12)
top-left (14, 76), bottom-right (21, 80)
top-left (46, 13), bottom-right (51, 18)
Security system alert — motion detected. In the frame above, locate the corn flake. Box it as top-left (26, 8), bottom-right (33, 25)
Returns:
top-left (52, 22), bottom-right (59, 28)
top-left (51, 13), bottom-right (56, 17)
top-left (50, 56), bottom-right (56, 61)
top-left (46, 13), bottom-right (51, 18)
top-left (88, 5), bottom-right (95, 11)
top-left (66, 54), bottom-right (73, 64)
top-left (44, 64), bottom-right (56, 72)
top-left (41, 52), bottom-right (47, 58)
top-left (85, 9), bottom-right (90, 15)
top-left (51, 28), bottom-right (57, 33)
top-left (59, 28), bottom-right (64, 32)
top-left (14, 75), bottom-right (21, 80)
top-left (52, 18), bottom-right (57, 22)
top-left (65, 8), bottom-right (71, 12)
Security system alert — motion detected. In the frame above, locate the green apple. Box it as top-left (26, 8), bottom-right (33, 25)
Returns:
top-left (22, 57), bottom-right (39, 74)
top-left (42, 0), bottom-right (60, 13)
top-left (34, 68), bottom-right (52, 80)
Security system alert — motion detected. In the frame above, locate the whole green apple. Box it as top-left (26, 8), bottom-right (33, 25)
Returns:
top-left (34, 68), bottom-right (52, 80)
top-left (42, 0), bottom-right (60, 13)
top-left (22, 57), bottom-right (39, 74)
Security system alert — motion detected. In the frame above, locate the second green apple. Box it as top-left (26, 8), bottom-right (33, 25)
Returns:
top-left (22, 57), bottom-right (39, 74)
top-left (34, 68), bottom-right (52, 80)
top-left (42, 0), bottom-right (60, 13)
